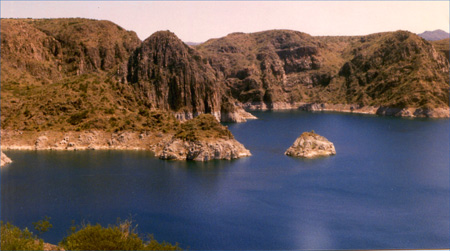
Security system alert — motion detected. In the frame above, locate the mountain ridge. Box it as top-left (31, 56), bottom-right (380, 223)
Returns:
top-left (1, 18), bottom-right (449, 137)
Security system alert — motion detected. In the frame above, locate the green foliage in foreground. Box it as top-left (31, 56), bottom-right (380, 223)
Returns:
top-left (1, 219), bottom-right (181, 251)
top-left (0, 221), bottom-right (44, 251)
top-left (61, 220), bottom-right (181, 251)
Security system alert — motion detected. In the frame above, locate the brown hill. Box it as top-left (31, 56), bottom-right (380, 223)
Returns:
top-left (1, 19), bottom-right (449, 135)
top-left (197, 30), bottom-right (449, 115)
top-left (1, 18), bottom-right (144, 131)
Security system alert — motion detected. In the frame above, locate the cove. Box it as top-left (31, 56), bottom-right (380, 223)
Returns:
top-left (1, 110), bottom-right (449, 250)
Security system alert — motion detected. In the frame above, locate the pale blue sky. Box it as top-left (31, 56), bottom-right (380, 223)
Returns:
top-left (1, 1), bottom-right (449, 42)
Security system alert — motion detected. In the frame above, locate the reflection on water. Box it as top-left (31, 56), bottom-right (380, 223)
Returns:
top-left (2, 111), bottom-right (449, 249)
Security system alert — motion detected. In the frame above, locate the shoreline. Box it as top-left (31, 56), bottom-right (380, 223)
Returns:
top-left (242, 102), bottom-right (450, 119)
top-left (0, 130), bottom-right (251, 161)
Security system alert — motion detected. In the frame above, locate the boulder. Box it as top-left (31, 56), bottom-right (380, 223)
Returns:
top-left (156, 138), bottom-right (251, 161)
top-left (285, 131), bottom-right (336, 158)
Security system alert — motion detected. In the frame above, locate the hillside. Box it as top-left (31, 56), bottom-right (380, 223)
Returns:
top-left (1, 18), bottom-right (449, 136)
top-left (197, 30), bottom-right (449, 115)
top-left (1, 18), bottom-right (144, 132)
top-left (431, 38), bottom-right (450, 61)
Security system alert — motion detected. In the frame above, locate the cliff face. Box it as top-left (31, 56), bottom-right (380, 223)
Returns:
top-left (126, 31), bottom-right (222, 118)
top-left (126, 31), bottom-right (254, 122)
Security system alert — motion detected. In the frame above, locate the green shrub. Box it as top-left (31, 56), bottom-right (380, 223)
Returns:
top-left (0, 221), bottom-right (43, 251)
top-left (60, 220), bottom-right (180, 251)
top-left (67, 110), bottom-right (89, 125)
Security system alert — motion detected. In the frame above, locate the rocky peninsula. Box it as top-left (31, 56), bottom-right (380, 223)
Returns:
top-left (0, 114), bottom-right (251, 162)
top-left (285, 131), bottom-right (336, 158)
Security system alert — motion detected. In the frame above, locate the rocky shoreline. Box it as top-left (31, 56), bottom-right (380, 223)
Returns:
top-left (242, 102), bottom-right (450, 118)
top-left (174, 107), bottom-right (257, 123)
top-left (1, 150), bottom-right (12, 166)
top-left (0, 130), bottom-right (251, 162)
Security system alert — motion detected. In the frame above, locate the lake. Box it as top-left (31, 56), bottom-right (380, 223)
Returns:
top-left (1, 110), bottom-right (449, 250)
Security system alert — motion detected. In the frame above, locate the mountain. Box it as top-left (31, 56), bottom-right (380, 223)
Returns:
top-left (418, 29), bottom-right (449, 41)
top-left (197, 30), bottom-right (449, 114)
top-left (1, 18), bottom-right (449, 136)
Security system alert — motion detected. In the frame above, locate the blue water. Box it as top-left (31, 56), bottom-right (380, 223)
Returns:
top-left (1, 111), bottom-right (449, 250)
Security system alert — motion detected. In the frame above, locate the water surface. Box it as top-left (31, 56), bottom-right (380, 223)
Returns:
top-left (2, 111), bottom-right (449, 249)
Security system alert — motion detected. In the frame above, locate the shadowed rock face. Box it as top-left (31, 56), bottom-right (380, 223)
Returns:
top-left (126, 31), bottom-right (255, 122)
top-left (285, 131), bottom-right (336, 158)
top-left (127, 31), bottom-right (223, 117)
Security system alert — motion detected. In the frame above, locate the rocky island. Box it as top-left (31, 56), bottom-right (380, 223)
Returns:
top-left (285, 131), bottom-right (336, 158)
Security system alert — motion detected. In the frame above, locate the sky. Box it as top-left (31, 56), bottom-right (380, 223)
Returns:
top-left (1, 1), bottom-right (449, 42)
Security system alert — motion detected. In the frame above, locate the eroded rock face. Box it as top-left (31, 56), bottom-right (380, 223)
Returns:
top-left (285, 131), bottom-right (336, 158)
top-left (155, 138), bottom-right (251, 161)
top-left (1, 151), bottom-right (12, 166)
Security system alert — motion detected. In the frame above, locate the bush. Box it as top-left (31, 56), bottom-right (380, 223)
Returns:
top-left (67, 110), bottom-right (89, 125)
top-left (60, 220), bottom-right (180, 251)
top-left (0, 221), bottom-right (43, 251)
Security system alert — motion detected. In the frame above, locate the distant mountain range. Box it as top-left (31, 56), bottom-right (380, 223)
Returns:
top-left (418, 29), bottom-right (449, 41)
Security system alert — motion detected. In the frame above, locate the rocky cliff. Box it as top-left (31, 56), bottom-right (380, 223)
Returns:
top-left (126, 30), bottom-right (255, 122)
top-left (285, 131), bottom-right (336, 158)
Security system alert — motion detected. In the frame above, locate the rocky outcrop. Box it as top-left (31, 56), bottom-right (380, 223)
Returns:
top-left (1, 151), bottom-right (12, 166)
top-left (125, 30), bottom-right (253, 122)
top-left (127, 31), bottom-right (221, 114)
top-left (285, 131), bottom-right (336, 158)
top-left (155, 138), bottom-right (251, 161)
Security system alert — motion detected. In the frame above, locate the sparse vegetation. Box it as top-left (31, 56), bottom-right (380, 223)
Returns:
top-left (175, 114), bottom-right (234, 141)
top-left (1, 219), bottom-right (181, 251)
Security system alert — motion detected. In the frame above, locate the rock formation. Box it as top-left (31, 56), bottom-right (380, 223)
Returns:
top-left (155, 138), bottom-right (251, 161)
top-left (285, 131), bottom-right (336, 158)
top-left (126, 30), bottom-right (255, 123)
top-left (1, 151), bottom-right (12, 166)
